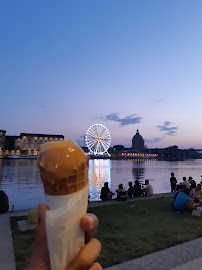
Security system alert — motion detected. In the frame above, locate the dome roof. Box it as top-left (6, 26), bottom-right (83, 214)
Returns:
top-left (132, 129), bottom-right (143, 141)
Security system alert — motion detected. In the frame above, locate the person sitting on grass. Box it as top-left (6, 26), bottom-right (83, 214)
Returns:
top-left (116, 184), bottom-right (127, 201)
top-left (174, 188), bottom-right (197, 212)
top-left (190, 184), bottom-right (202, 204)
top-left (142, 180), bottom-right (153, 197)
top-left (181, 177), bottom-right (190, 189)
top-left (127, 182), bottom-right (134, 198)
top-left (133, 180), bottom-right (142, 197)
top-left (0, 190), bottom-right (9, 214)
top-left (170, 185), bottom-right (186, 209)
top-left (188, 176), bottom-right (196, 190)
top-left (100, 182), bottom-right (114, 201)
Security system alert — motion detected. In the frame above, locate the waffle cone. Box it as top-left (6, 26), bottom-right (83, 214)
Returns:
top-left (37, 140), bottom-right (89, 196)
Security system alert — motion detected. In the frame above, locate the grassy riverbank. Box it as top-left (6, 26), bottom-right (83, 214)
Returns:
top-left (10, 197), bottom-right (202, 269)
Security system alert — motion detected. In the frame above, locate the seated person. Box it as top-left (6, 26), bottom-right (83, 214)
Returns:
top-left (190, 184), bottom-right (202, 204)
top-left (127, 181), bottom-right (134, 198)
top-left (173, 185), bottom-right (186, 200)
top-left (181, 177), bottom-right (190, 189)
top-left (142, 180), bottom-right (153, 197)
top-left (170, 185), bottom-right (186, 209)
top-left (188, 176), bottom-right (196, 190)
top-left (116, 184), bottom-right (127, 201)
top-left (133, 180), bottom-right (142, 197)
top-left (0, 190), bottom-right (9, 214)
top-left (174, 188), bottom-right (197, 212)
top-left (100, 182), bottom-right (114, 201)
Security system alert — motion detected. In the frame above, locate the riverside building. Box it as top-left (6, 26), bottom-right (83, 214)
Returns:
top-left (0, 130), bottom-right (6, 158)
top-left (2, 131), bottom-right (64, 157)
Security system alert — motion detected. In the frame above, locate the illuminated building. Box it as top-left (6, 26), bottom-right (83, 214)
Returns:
top-left (0, 130), bottom-right (6, 157)
top-left (4, 133), bottom-right (64, 156)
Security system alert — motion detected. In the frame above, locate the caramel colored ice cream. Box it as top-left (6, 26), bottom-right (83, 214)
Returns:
top-left (37, 140), bottom-right (89, 196)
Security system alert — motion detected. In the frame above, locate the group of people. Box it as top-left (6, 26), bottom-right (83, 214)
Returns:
top-left (170, 172), bottom-right (202, 212)
top-left (100, 180), bottom-right (154, 201)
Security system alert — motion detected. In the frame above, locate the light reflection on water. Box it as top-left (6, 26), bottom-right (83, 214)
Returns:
top-left (0, 158), bottom-right (202, 210)
top-left (88, 159), bottom-right (111, 201)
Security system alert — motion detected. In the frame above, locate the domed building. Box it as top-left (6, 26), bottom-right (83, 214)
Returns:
top-left (132, 129), bottom-right (145, 153)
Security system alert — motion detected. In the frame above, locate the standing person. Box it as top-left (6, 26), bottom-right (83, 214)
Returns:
top-left (100, 182), bottom-right (114, 201)
top-left (127, 182), bottom-right (134, 198)
top-left (170, 172), bottom-right (177, 192)
top-left (143, 180), bottom-right (153, 197)
top-left (0, 190), bottom-right (9, 213)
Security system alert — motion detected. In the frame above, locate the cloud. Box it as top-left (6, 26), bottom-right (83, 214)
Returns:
top-left (145, 137), bottom-right (163, 143)
top-left (157, 121), bottom-right (178, 136)
top-left (104, 113), bottom-right (142, 127)
top-left (164, 121), bottom-right (172, 127)
top-left (154, 98), bottom-right (163, 103)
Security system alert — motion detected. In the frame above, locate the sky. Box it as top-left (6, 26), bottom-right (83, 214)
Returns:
top-left (0, 0), bottom-right (202, 149)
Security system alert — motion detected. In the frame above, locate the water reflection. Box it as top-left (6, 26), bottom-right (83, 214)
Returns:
top-left (1, 158), bottom-right (202, 210)
top-left (88, 159), bottom-right (111, 201)
top-left (131, 160), bottom-right (145, 186)
top-left (0, 159), bottom-right (45, 210)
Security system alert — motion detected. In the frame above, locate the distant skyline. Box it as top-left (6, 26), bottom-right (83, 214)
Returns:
top-left (1, 1), bottom-right (201, 149)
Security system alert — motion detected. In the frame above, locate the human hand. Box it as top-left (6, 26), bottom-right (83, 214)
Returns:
top-left (28, 204), bottom-right (102, 270)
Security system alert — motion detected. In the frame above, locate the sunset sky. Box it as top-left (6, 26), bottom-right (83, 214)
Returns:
top-left (1, 1), bottom-right (201, 149)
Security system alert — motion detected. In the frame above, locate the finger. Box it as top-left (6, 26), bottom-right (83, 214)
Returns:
top-left (68, 238), bottom-right (101, 270)
top-left (35, 204), bottom-right (49, 243)
top-left (38, 204), bottom-right (49, 223)
top-left (89, 262), bottom-right (102, 270)
top-left (33, 204), bottom-right (49, 257)
top-left (28, 204), bottom-right (50, 269)
top-left (80, 213), bottom-right (99, 243)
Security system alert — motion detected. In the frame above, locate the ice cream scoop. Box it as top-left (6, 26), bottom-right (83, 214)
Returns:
top-left (37, 140), bottom-right (89, 195)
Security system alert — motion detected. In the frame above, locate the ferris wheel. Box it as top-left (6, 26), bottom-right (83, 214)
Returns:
top-left (85, 124), bottom-right (111, 155)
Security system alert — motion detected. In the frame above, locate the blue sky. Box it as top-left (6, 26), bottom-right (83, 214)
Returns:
top-left (0, 0), bottom-right (201, 148)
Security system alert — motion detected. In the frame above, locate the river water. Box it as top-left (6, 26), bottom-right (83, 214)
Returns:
top-left (0, 158), bottom-right (202, 210)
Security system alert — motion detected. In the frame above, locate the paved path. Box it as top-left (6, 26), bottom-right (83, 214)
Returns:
top-left (0, 212), bottom-right (17, 270)
top-left (88, 192), bottom-right (173, 208)
top-left (105, 238), bottom-right (202, 270)
top-left (1, 193), bottom-right (201, 270)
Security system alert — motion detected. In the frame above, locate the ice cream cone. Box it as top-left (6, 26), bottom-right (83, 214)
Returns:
top-left (37, 140), bottom-right (90, 270)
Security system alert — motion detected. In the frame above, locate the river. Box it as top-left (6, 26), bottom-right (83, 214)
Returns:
top-left (0, 158), bottom-right (202, 210)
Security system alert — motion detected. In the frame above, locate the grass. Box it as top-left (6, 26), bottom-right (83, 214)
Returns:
top-left (10, 216), bottom-right (35, 270)
top-left (10, 197), bottom-right (202, 269)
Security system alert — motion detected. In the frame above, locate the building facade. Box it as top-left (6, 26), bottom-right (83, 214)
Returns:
top-left (4, 133), bottom-right (64, 156)
top-left (0, 130), bottom-right (6, 157)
